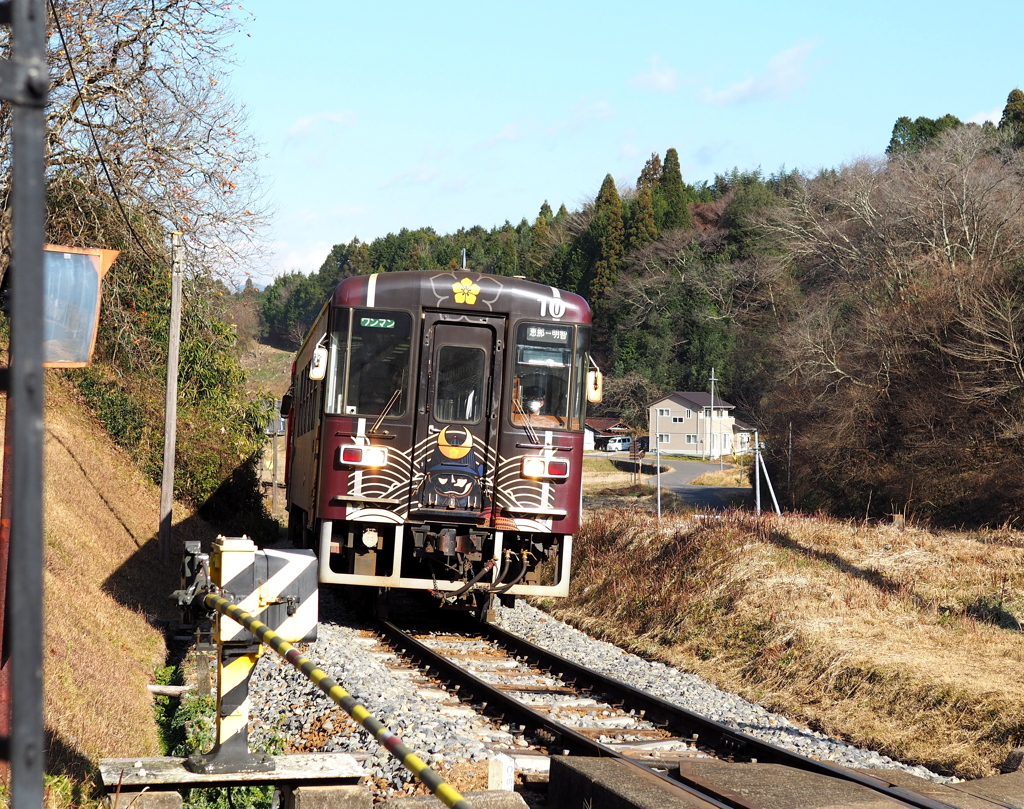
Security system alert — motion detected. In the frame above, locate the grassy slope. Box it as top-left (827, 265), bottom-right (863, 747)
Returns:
top-left (8, 372), bottom-right (220, 780)
top-left (545, 505), bottom-right (1024, 779)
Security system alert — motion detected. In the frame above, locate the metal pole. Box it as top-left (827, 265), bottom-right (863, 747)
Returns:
top-left (655, 410), bottom-right (661, 520)
top-left (8, 0), bottom-right (49, 801)
top-left (159, 233), bottom-right (184, 562)
top-left (271, 424), bottom-right (279, 516)
top-left (759, 449), bottom-right (782, 515)
top-left (754, 430), bottom-right (761, 516)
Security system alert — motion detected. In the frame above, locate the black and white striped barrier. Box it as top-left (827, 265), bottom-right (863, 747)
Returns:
top-left (177, 536), bottom-right (317, 775)
top-left (174, 537), bottom-right (475, 809)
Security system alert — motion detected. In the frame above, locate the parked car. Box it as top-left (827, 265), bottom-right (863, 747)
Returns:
top-left (605, 436), bottom-right (631, 452)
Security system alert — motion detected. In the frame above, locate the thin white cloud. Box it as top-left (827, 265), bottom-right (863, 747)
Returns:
top-left (379, 164), bottom-right (441, 190)
top-left (701, 40), bottom-right (820, 106)
top-left (967, 106), bottom-right (1002, 125)
top-left (472, 122), bottom-right (526, 153)
top-left (489, 122), bottom-right (523, 144)
top-left (285, 111), bottom-right (357, 141)
top-left (543, 96), bottom-right (615, 141)
top-left (693, 141), bottom-right (730, 167)
top-left (631, 57), bottom-right (679, 93)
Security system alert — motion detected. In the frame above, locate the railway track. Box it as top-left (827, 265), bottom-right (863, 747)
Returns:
top-left (367, 613), bottom-right (963, 809)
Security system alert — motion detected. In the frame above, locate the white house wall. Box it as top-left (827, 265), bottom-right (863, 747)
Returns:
top-left (649, 399), bottom-right (735, 459)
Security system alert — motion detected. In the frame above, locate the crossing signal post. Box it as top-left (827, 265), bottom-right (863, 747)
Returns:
top-left (175, 537), bottom-right (318, 774)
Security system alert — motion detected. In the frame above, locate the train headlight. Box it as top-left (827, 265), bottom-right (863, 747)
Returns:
top-left (339, 444), bottom-right (389, 468)
top-left (521, 457), bottom-right (569, 480)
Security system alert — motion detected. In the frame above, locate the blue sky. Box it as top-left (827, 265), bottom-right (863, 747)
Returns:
top-left (228, 1), bottom-right (1022, 287)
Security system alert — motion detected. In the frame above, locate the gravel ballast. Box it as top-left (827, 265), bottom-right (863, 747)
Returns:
top-left (246, 596), bottom-right (952, 794)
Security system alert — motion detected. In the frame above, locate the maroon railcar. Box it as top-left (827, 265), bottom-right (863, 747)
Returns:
top-left (281, 271), bottom-right (600, 619)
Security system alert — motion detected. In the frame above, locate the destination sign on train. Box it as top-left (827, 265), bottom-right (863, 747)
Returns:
top-left (526, 325), bottom-right (570, 345)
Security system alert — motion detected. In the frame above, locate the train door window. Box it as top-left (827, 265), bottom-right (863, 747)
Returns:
top-left (434, 346), bottom-right (486, 423)
top-left (512, 322), bottom-right (572, 428)
top-left (324, 308), bottom-right (350, 414)
top-left (335, 310), bottom-right (413, 417)
top-left (569, 326), bottom-right (591, 431)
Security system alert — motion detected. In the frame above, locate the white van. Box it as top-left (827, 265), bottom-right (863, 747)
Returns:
top-left (605, 436), bottom-right (631, 452)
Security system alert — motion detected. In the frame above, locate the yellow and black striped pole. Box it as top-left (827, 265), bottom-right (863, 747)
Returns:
top-left (203, 593), bottom-right (476, 809)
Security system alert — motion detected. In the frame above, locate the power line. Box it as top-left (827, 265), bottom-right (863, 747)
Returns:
top-left (46, 0), bottom-right (161, 263)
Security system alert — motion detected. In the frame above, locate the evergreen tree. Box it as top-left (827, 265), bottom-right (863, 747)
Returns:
top-left (588, 174), bottom-right (625, 365)
top-left (885, 114), bottom-right (962, 155)
top-left (532, 202), bottom-right (552, 249)
top-left (494, 222), bottom-right (519, 276)
top-left (627, 184), bottom-right (658, 252)
top-left (656, 148), bottom-right (692, 231)
top-left (999, 88), bottom-right (1024, 147)
top-left (636, 152), bottom-right (662, 191)
top-left (589, 174), bottom-right (625, 301)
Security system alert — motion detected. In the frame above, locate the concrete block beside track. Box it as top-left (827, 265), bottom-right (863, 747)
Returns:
top-left (379, 790), bottom-right (528, 809)
top-left (548, 756), bottom-right (713, 809)
top-left (878, 768), bottom-right (1024, 809)
top-left (105, 791), bottom-right (182, 809)
top-left (678, 759), bottom-right (955, 808)
top-left (284, 785), bottom-right (371, 809)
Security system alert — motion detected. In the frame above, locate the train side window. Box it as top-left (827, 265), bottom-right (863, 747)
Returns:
top-left (512, 322), bottom-right (572, 428)
top-left (342, 310), bottom-right (412, 418)
top-left (434, 346), bottom-right (486, 423)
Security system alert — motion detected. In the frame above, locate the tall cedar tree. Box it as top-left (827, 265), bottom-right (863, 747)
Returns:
top-left (588, 175), bottom-right (625, 360)
top-left (656, 148), bottom-right (692, 231)
top-left (627, 184), bottom-right (658, 251)
top-left (1000, 88), bottom-right (1024, 146)
top-left (637, 152), bottom-right (662, 191)
top-left (532, 202), bottom-right (553, 247)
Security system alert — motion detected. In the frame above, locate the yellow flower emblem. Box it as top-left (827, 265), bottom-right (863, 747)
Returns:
top-left (452, 278), bottom-right (480, 304)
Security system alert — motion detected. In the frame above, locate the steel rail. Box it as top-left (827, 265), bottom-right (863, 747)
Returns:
top-left (480, 621), bottom-right (962, 809)
top-left (376, 618), bottom-right (736, 809)
top-left (202, 594), bottom-right (475, 809)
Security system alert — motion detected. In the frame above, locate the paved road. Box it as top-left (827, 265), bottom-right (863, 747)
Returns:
top-left (597, 451), bottom-right (753, 511)
top-left (655, 458), bottom-right (753, 511)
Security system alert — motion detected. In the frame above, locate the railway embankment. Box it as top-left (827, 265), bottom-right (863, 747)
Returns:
top-left (543, 507), bottom-right (1024, 780)
top-left (17, 374), bottom-right (220, 789)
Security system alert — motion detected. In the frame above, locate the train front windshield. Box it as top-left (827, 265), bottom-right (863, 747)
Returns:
top-left (512, 323), bottom-right (590, 430)
top-left (325, 308), bottom-right (413, 417)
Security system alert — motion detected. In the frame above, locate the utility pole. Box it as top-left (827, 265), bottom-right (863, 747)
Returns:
top-left (159, 233), bottom-right (184, 562)
top-left (709, 367), bottom-right (719, 467)
top-left (754, 430), bottom-right (761, 515)
top-left (655, 409), bottom-right (662, 519)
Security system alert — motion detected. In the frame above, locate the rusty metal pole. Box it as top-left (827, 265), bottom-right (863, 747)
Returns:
top-left (159, 233), bottom-right (183, 562)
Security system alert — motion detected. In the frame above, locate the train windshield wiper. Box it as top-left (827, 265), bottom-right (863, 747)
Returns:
top-left (513, 397), bottom-right (540, 445)
top-left (370, 387), bottom-right (403, 434)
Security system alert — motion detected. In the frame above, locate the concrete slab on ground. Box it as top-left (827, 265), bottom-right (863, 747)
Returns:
top-left (677, 760), bottom-right (932, 808)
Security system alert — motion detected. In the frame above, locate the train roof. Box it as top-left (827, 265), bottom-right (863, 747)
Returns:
top-left (331, 271), bottom-right (592, 324)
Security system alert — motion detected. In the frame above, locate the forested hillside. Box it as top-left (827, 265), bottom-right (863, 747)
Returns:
top-left (256, 90), bottom-right (1024, 527)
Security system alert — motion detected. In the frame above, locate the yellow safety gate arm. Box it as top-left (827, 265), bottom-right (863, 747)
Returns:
top-left (203, 593), bottom-right (476, 809)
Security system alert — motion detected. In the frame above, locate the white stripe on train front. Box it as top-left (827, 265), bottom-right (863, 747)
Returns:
top-left (367, 273), bottom-right (378, 306)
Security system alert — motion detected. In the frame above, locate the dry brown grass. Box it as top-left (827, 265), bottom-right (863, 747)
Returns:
top-left (2, 373), bottom-right (221, 784)
top-left (545, 509), bottom-right (1024, 779)
top-left (689, 461), bottom-right (751, 487)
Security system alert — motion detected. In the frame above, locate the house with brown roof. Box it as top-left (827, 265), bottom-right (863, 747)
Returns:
top-left (583, 417), bottom-right (629, 451)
